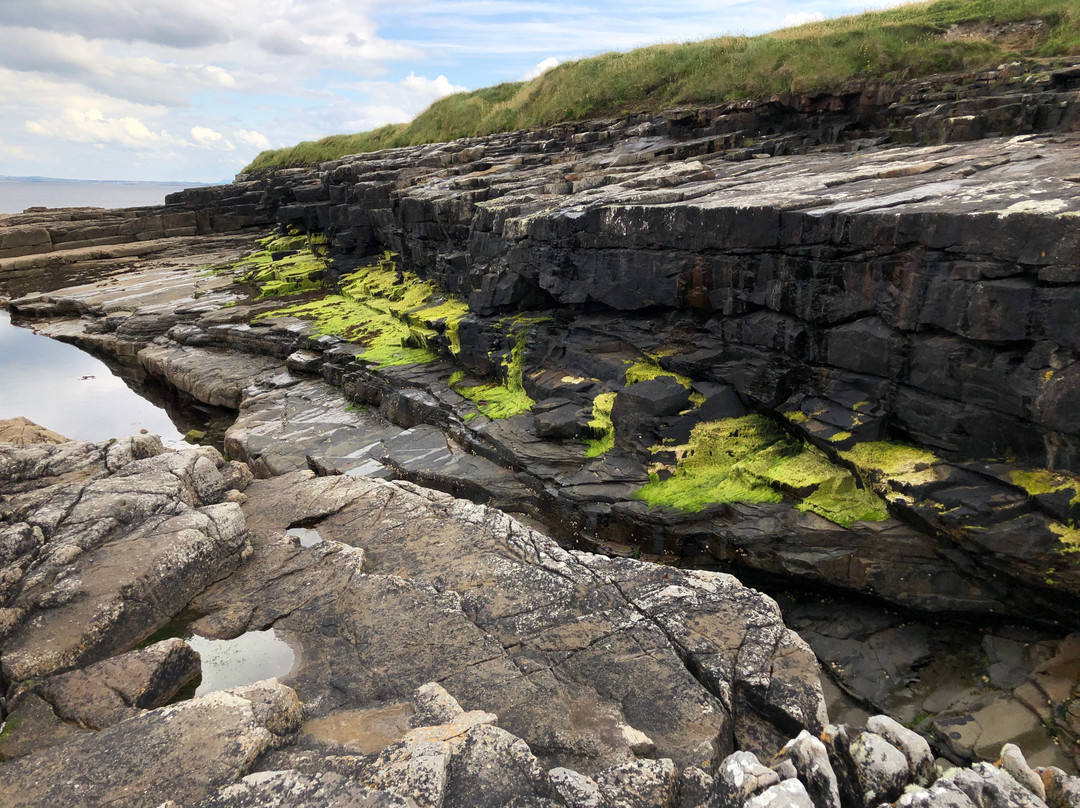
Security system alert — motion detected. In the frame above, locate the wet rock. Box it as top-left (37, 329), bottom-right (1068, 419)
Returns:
top-left (0, 679), bottom-right (302, 808)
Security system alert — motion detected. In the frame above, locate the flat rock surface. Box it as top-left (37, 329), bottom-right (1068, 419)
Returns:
top-left (189, 470), bottom-right (827, 771)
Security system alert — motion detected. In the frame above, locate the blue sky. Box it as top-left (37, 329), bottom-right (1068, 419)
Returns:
top-left (0, 0), bottom-right (907, 182)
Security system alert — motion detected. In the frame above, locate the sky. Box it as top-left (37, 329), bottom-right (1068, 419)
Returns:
top-left (0, 0), bottom-right (908, 183)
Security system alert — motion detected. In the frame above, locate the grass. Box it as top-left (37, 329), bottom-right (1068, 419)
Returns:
top-left (244, 0), bottom-right (1080, 172)
top-left (633, 415), bottom-right (891, 526)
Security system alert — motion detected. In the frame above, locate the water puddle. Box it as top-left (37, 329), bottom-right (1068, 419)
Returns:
top-left (0, 309), bottom-right (230, 448)
top-left (286, 526), bottom-right (324, 547)
top-left (141, 615), bottom-right (298, 698)
top-left (301, 703), bottom-right (415, 753)
top-left (186, 629), bottom-right (297, 697)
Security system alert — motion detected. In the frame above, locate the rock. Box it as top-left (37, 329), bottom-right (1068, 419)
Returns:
top-left (0, 416), bottom-right (67, 446)
top-left (744, 778), bottom-right (815, 808)
top-left (867, 714), bottom-right (936, 786)
top-left (0, 680), bottom-right (303, 808)
top-left (550, 767), bottom-right (603, 807)
top-left (849, 730), bottom-right (912, 807)
top-left (773, 729), bottom-right (841, 808)
top-left (186, 470), bottom-right (826, 774)
top-left (1039, 766), bottom-right (1080, 808)
top-left (0, 440), bottom-right (249, 683)
top-left (706, 751), bottom-right (781, 808)
top-left (286, 349), bottom-right (322, 374)
top-left (33, 637), bottom-right (200, 731)
top-left (999, 743), bottom-right (1047, 802)
top-left (0, 691), bottom-right (90, 761)
top-left (676, 766), bottom-right (713, 808)
top-left (592, 758), bottom-right (678, 808)
top-left (195, 770), bottom-right (415, 808)
top-left (951, 761), bottom-right (1051, 807)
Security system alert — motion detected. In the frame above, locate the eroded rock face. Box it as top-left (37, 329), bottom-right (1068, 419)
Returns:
top-left (0, 436), bottom-right (249, 682)
top-left (0, 680), bottom-right (302, 808)
top-left (189, 470), bottom-right (827, 770)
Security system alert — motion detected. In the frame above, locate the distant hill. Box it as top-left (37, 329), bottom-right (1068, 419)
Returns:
top-left (0, 176), bottom-right (217, 186)
top-left (244, 0), bottom-right (1080, 173)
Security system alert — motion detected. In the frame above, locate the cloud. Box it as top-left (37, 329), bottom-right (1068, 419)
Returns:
top-left (27, 108), bottom-right (170, 149)
top-left (191, 126), bottom-right (226, 147)
top-left (257, 20), bottom-right (309, 56)
top-left (339, 72), bottom-right (468, 131)
top-left (0, 0), bottom-right (231, 49)
top-left (523, 57), bottom-right (560, 80)
top-left (784, 11), bottom-right (826, 27)
top-left (235, 130), bottom-right (271, 151)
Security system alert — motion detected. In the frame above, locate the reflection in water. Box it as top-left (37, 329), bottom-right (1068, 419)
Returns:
top-left (187, 628), bottom-right (297, 697)
top-left (0, 310), bottom-right (229, 447)
top-left (286, 526), bottom-right (324, 547)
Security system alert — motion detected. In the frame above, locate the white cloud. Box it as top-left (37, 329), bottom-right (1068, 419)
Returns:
top-left (191, 126), bottom-right (225, 147)
top-left (341, 72), bottom-right (467, 130)
top-left (235, 129), bottom-right (271, 151)
top-left (523, 57), bottom-right (560, 80)
top-left (27, 108), bottom-right (170, 148)
top-left (784, 11), bottom-right (826, 27)
top-left (402, 73), bottom-right (466, 98)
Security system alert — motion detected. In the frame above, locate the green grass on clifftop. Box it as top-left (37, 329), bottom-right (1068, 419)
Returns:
top-left (245, 0), bottom-right (1080, 172)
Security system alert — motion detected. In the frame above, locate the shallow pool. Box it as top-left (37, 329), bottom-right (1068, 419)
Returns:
top-left (0, 309), bottom-right (189, 445)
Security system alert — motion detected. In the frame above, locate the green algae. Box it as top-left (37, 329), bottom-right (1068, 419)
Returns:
top-left (583, 354), bottom-right (701, 459)
top-left (450, 324), bottom-right (534, 419)
top-left (632, 414), bottom-right (890, 525)
top-left (839, 441), bottom-right (942, 493)
top-left (257, 252), bottom-right (469, 369)
top-left (1050, 522), bottom-right (1080, 554)
top-left (624, 357), bottom-right (696, 391)
top-left (1011, 469), bottom-right (1080, 506)
top-left (585, 392), bottom-right (618, 458)
top-left (226, 230), bottom-right (335, 298)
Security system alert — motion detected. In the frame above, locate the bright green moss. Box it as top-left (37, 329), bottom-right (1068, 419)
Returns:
top-left (450, 325), bottom-right (535, 419)
top-left (1011, 469), bottom-right (1080, 506)
top-left (257, 252), bottom-right (469, 368)
top-left (1050, 522), bottom-right (1080, 554)
top-left (224, 230), bottom-right (338, 298)
top-left (625, 357), bottom-right (693, 389)
top-left (840, 441), bottom-right (939, 475)
top-left (585, 392), bottom-right (618, 458)
top-left (632, 415), bottom-right (890, 525)
top-left (261, 234), bottom-right (309, 252)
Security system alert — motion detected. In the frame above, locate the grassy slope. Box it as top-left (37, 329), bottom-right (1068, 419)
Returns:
top-left (245, 0), bottom-right (1080, 172)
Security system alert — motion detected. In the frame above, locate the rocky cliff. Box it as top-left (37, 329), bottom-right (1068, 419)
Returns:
top-left (2, 58), bottom-right (1080, 804)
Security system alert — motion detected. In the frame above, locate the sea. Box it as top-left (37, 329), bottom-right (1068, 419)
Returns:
top-left (0, 176), bottom-right (213, 215)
